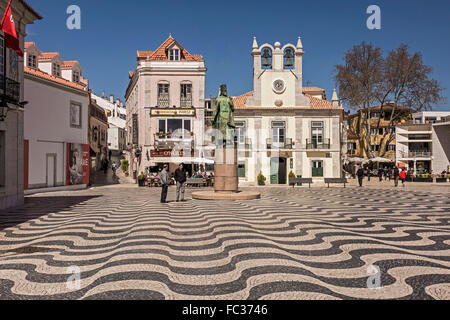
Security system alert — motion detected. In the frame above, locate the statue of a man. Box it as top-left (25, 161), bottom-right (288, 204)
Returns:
top-left (213, 84), bottom-right (235, 145)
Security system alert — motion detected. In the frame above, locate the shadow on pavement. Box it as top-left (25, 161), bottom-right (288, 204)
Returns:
top-left (0, 195), bottom-right (102, 231)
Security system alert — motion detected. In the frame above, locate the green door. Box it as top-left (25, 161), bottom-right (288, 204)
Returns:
top-left (270, 158), bottom-right (279, 184)
top-left (312, 161), bottom-right (324, 177)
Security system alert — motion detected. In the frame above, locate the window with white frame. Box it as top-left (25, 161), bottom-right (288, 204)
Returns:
top-left (72, 71), bottom-right (80, 83)
top-left (272, 121), bottom-right (286, 147)
top-left (311, 121), bottom-right (324, 145)
top-left (158, 83), bottom-right (170, 107)
top-left (180, 83), bottom-right (192, 107)
top-left (27, 54), bottom-right (37, 68)
top-left (235, 121), bottom-right (246, 146)
top-left (52, 63), bottom-right (61, 77)
top-left (169, 49), bottom-right (180, 61)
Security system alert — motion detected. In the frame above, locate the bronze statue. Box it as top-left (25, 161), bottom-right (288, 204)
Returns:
top-left (213, 84), bottom-right (235, 145)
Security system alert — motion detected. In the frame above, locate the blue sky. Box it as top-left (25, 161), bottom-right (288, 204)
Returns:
top-left (25, 0), bottom-right (450, 110)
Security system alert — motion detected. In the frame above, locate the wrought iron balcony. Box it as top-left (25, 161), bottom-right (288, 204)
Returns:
top-left (0, 76), bottom-right (21, 104)
top-left (266, 138), bottom-right (293, 149)
top-left (154, 133), bottom-right (194, 150)
top-left (306, 139), bottom-right (331, 150)
top-left (157, 95), bottom-right (170, 108)
top-left (180, 95), bottom-right (193, 108)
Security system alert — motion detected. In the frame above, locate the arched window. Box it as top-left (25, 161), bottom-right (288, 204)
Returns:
top-left (283, 48), bottom-right (294, 69)
top-left (261, 48), bottom-right (272, 69)
top-left (157, 81), bottom-right (170, 107)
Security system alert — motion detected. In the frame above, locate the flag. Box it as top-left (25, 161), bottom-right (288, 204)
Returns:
top-left (1, 0), bottom-right (23, 57)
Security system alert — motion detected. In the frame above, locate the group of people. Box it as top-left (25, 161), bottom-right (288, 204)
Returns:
top-left (160, 163), bottom-right (188, 203)
top-left (357, 166), bottom-right (407, 187)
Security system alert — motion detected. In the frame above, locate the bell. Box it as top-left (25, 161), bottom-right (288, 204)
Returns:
top-left (262, 58), bottom-right (271, 67)
top-left (285, 57), bottom-right (293, 67)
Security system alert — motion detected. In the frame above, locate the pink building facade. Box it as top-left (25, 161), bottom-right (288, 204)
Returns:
top-left (125, 36), bottom-right (207, 176)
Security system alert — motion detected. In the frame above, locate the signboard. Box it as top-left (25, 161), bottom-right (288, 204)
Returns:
top-left (151, 150), bottom-right (195, 158)
top-left (150, 108), bottom-right (196, 117)
top-left (132, 114), bottom-right (139, 145)
top-left (66, 143), bottom-right (90, 185)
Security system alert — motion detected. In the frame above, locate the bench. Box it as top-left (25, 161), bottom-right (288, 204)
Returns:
top-left (324, 178), bottom-right (348, 188)
top-left (186, 178), bottom-right (204, 188)
top-left (289, 178), bottom-right (313, 188)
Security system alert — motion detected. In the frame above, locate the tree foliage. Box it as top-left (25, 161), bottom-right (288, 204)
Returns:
top-left (335, 42), bottom-right (445, 158)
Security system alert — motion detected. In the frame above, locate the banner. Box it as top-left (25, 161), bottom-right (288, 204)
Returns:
top-left (66, 143), bottom-right (90, 185)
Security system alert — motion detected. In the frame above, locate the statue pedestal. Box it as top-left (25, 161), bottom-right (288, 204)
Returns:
top-left (192, 146), bottom-right (260, 201)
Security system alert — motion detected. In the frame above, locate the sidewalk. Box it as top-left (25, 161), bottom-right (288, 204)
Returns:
top-left (90, 168), bottom-right (135, 187)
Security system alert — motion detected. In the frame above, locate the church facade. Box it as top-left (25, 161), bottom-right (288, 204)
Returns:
top-left (233, 38), bottom-right (344, 185)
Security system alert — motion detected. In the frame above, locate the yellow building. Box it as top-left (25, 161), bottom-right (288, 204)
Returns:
top-left (347, 105), bottom-right (412, 161)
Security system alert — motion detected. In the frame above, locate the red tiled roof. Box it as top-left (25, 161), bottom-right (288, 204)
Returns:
top-left (62, 60), bottom-right (79, 68)
top-left (39, 52), bottom-right (59, 61)
top-left (138, 37), bottom-right (203, 61)
top-left (24, 66), bottom-right (86, 92)
top-left (25, 42), bottom-right (35, 49)
top-left (233, 92), bottom-right (342, 110)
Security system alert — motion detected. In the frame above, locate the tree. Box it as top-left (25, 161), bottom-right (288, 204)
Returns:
top-left (335, 42), bottom-right (445, 158)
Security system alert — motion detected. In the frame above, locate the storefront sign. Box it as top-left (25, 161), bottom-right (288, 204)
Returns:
top-left (150, 108), bottom-right (196, 117)
top-left (151, 150), bottom-right (195, 157)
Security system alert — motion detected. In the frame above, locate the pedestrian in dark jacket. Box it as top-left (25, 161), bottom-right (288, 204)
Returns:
top-left (357, 166), bottom-right (365, 187)
top-left (378, 168), bottom-right (383, 182)
top-left (393, 167), bottom-right (400, 187)
top-left (160, 165), bottom-right (169, 203)
top-left (174, 163), bottom-right (187, 202)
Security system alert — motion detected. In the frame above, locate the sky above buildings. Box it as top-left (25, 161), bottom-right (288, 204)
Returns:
top-left (26, 0), bottom-right (450, 110)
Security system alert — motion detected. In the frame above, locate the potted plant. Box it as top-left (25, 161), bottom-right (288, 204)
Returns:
top-left (288, 171), bottom-right (296, 186)
top-left (257, 172), bottom-right (266, 186)
top-left (121, 160), bottom-right (129, 174)
top-left (138, 172), bottom-right (146, 187)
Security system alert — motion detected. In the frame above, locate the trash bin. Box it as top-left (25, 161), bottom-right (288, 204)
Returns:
top-left (297, 175), bottom-right (302, 186)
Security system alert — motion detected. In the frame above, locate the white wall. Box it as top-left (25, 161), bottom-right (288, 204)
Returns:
top-left (24, 75), bottom-right (89, 189)
top-left (433, 124), bottom-right (450, 173)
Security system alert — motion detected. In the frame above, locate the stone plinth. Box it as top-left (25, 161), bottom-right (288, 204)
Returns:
top-left (214, 147), bottom-right (239, 193)
top-left (192, 146), bottom-right (261, 201)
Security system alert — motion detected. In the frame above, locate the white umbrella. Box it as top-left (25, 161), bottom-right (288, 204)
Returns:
top-left (369, 157), bottom-right (393, 163)
top-left (347, 157), bottom-right (366, 163)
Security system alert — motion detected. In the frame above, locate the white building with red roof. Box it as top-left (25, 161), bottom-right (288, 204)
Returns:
top-left (125, 36), bottom-right (207, 176)
top-left (233, 38), bottom-right (344, 185)
top-left (23, 42), bottom-right (90, 192)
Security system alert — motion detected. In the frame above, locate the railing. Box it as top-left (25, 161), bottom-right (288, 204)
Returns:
top-left (306, 139), bottom-right (331, 150)
top-left (0, 76), bottom-right (21, 104)
top-left (400, 151), bottom-right (432, 158)
top-left (154, 133), bottom-right (194, 149)
top-left (266, 138), bottom-right (293, 149)
top-left (157, 95), bottom-right (170, 108)
top-left (180, 95), bottom-right (192, 108)
top-left (237, 138), bottom-right (252, 150)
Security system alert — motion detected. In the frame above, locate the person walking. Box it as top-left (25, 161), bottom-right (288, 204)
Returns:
top-left (378, 168), bottom-right (383, 182)
top-left (112, 162), bottom-right (117, 177)
top-left (174, 163), bottom-right (187, 202)
top-left (399, 169), bottom-right (407, 187)
top-left (367, 168), bottom-right (371, 182)
top-left (160, 165), bottom-right (169, 203)
top-left (393, 166), bottom-right (400, 187)
top-left (357, 166), bottom-right (365, 187)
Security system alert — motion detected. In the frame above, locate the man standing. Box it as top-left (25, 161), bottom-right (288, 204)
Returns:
top-left (160, 165), bottom-right (169, 203)
top-left (399, 169), bottom-right (407, 187)
top-left (393, 166), bottom-right (400, 187)
top-left (357, 166), bottom-right (365, 187)
top-left (175, 163), bottom-right (187, 202)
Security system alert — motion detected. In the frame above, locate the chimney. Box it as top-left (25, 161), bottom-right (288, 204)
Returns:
top-left (110, 94), bottom-right (114, 103)
top-left (102, 91), bottom-right (105, 98)
top-left (332, 89), bottom-right (340, 107)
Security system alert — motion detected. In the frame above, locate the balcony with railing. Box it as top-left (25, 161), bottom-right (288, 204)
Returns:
top-left (157, 94), bottom-right (170, 108)
top-left (0, 76), bottom-right (21, 104)
top-left (180, 95), bottom-right (193, 108)
top-left (399, 150), bottom-right (432, 159)
top-left (154, 133), bottom-right (194, 150)
top-left (266, 138), bottom-right (293, 149)
top-left (306, 139), bottom-right (331, 150)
